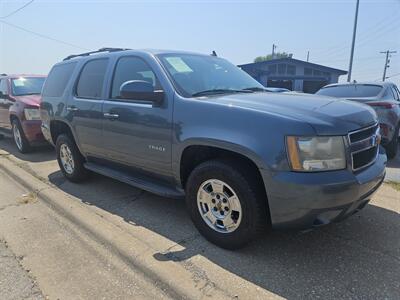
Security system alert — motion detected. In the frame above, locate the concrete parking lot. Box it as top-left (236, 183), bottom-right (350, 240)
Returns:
top-left (0, 137), bottom-right (399, 299)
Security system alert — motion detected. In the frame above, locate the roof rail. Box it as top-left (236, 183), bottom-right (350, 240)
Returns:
top-left (63, 47), bottom-right (130, 61)
top-left (0, 73), bottom-right (7, 76)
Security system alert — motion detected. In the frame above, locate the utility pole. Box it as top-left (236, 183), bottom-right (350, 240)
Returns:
top-left (347, 0), bottom-right (360, 82)
top-left (272, 44), bottom-right (277, 59)
top-left (380, 50), bottom-right (397, 81)
top-left (306, 51), bottom-right (310, 62)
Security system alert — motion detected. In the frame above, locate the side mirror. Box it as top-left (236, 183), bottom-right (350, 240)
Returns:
top-left (0, 91), bottom-right (13, 101)
top-left (119, 80), bottom-right (164, 106)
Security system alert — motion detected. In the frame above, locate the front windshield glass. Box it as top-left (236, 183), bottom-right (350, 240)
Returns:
top-left (157, 54), bottom-right (264, 97)
top-left (11, 77), bottom-right (46, 96)
top-left (316, 84), bottom-right (383, 99)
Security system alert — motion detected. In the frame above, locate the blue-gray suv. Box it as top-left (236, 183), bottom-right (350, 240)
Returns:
top-left (40, 48), bottom-right (387, 249)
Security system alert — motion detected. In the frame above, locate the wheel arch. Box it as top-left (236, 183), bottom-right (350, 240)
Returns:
top-left (179, 142), bottom-right (272, 226)
top-left (178, 139), bottom-right (269, 198)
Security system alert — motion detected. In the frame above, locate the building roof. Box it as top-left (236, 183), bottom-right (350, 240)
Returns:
top-left (238, 57), bottom-right (347, 75)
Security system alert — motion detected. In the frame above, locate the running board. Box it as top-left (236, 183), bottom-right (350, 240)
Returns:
top-left (84, 162), bottom-right (185, 199)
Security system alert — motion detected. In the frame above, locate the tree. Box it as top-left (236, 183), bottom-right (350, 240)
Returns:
top-left (254, 52), bottom-right (290, 63)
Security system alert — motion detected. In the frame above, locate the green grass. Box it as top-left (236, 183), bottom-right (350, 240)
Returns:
top-left (387, 181), bottom-right (400, 192)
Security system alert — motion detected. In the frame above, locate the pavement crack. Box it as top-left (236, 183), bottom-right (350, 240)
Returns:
top-left (0, 203), bottom-right (20, 211)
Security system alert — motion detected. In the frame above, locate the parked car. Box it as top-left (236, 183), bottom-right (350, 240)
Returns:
top-left (264, 87), bottom-right (290, 93)
top-left (0, 74), bottom-right (47, 153)
top-left (316, 82), bottom-right (400, 159)
top-left (40, 48), bottom-right (386, 249)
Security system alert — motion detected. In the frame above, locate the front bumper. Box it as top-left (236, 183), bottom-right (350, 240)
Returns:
top-left (21, 120), bottom-right (47, 145)
top-left (261, 150), bottom-right (387, 229)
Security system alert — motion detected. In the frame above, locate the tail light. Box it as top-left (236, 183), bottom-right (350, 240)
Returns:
top-left (367, 102), bottom-right (396, 109)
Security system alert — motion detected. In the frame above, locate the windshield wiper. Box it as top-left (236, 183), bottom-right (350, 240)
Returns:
top-left (17, 92), bottom-right (41, 96)
top-left (241, 87), bottom-right (267, 92)
top-left (192, 89), bottom-right (253, 97)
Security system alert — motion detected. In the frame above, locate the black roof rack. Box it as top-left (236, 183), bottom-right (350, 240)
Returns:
top-left (63, 47), bottom-right (130, 61)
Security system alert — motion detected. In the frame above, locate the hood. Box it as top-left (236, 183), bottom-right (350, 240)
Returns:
top-left (13, 94), bottom-right (42, 107)
top-left (204, 92), bottom-right (378, 135)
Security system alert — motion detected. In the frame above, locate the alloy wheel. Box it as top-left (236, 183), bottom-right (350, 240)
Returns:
top-left (197, 179), bottom-right (242, 233)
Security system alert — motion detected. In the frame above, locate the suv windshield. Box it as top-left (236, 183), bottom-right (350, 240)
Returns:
top-left (157, 54), bottom-right (264, 97)
top-left (11, 77), bottom-right (46, 96)
top-left (316, 84), bottom-right (383, 99)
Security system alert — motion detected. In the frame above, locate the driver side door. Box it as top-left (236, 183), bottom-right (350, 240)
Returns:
top-left (101, 56), bottom-right (173, 180)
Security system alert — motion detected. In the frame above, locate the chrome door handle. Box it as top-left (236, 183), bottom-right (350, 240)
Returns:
top-left (103, 112), bottom-right (119, 120)
top-left (66, 106), bottom-right (79, 112)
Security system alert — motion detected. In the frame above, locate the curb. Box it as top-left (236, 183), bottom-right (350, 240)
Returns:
top-left (0, 156), bottom-right (232, 300)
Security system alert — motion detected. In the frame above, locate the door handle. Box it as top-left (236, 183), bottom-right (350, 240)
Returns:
top-left (103, 112), bottom-right (120, 120)
top-left (66, 106), bottom-right (79, 112)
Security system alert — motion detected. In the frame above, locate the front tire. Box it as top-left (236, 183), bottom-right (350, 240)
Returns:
top-left (12, 119), bottom-right (31, 153)
top-left (56, 134), bottom-right (88, 182)
top-left (185, 160), bottom-right (267, 249)
top-left (385, 125), bottom-right (399, 159)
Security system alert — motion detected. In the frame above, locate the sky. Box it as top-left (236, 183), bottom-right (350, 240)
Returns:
top-left (0, 0), bottom-right (399, 86)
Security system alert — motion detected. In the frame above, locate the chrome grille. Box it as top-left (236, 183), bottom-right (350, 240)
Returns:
top-left (348, 123), bottom-right (380, 171)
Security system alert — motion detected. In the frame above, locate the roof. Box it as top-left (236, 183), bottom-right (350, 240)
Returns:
top-left (62, 47), bottom-right (209, 61)
top-left (238, 57), bottom-right (347, 75)
top-left (0, 74), bottom-right (46, 79)
top-left (322, 81), bottom-right (395, 88)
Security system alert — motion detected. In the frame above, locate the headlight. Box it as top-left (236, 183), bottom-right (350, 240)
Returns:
top-left (286, 136), bottom-right (346, 171)
top-left (24, 108), bottom-right (41, 121)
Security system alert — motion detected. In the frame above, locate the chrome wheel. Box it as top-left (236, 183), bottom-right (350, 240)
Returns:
top-left (59, 144), bottom-right (74, 174)
top-left (197, 179), bottom-right (242, 233)
top-left (12, 123), bottom-right (23, 151)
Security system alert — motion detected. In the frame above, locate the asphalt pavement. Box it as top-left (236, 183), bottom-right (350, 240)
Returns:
top-left (0, 137), bottom-right (399, 299)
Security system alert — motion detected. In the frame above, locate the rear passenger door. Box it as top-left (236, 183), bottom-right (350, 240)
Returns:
top-left (68, 58), bottom-right (109, 157)
top-left (0, 78), bottom-right (12, 132)
top-left (101, 56), bottom-right (173, 179)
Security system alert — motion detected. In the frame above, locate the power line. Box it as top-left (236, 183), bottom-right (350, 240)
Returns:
top-left (0, 19), bottom-right (89, 50)
top-left (387, 72), bottom-right (400, 79)
top-left (0, 0), bottom-right (35, 19)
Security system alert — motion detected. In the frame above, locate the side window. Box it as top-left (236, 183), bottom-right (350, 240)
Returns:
top-left (111, 56), bottom-right (161, 99)
top-left (391, 86), bottom-right (399, 101)
top-left (76, 59), bottom-right (109, 99)
top-left (395, 86), bottom-right (400, 101)
top-left (0, 79), bottom-right (8, 94)
top-left (383, 88), bottom-right (395, 100)
top-left (42, 62), bottom-right (77, 97)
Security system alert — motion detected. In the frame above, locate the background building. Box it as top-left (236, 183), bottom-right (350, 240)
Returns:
top-left (239, 58), bottom-right (347, 93)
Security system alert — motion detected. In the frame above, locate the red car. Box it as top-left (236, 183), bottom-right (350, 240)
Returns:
top-left (0, 74), bottom-right (47, 153)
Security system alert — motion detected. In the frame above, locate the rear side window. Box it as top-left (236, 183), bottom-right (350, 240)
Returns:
top-left (391, 86), bottom-right (399, 100)
top-left (76, 59), bottom-right (108, 99)
top-left (316, 84), bottom-right (383, 99)
top-left (43, 62), bottom-right (77, 97)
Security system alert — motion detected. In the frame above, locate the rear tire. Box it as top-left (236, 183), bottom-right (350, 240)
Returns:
top-left (185, 160), bottom-right (267, 249)
top-left (385, 125), bottom-right (399, 159)
top-left (12, 119), bottom-right (31, 153)
top-left (56, 134), bottom-right (88, 182)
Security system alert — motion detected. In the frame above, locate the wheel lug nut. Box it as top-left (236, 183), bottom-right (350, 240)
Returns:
top-left (211, 199), bottom-right (216, 203)
top-left (216, 195), bottom-right (220, 199)
top-left (220, 211), bottom-right (224, 215)
top-left (224, 207), bottom-right (229, 211)
top-left (213, 207), bottom-right (218, 211)
top-left (222, 199), bottom-right (227, 203)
